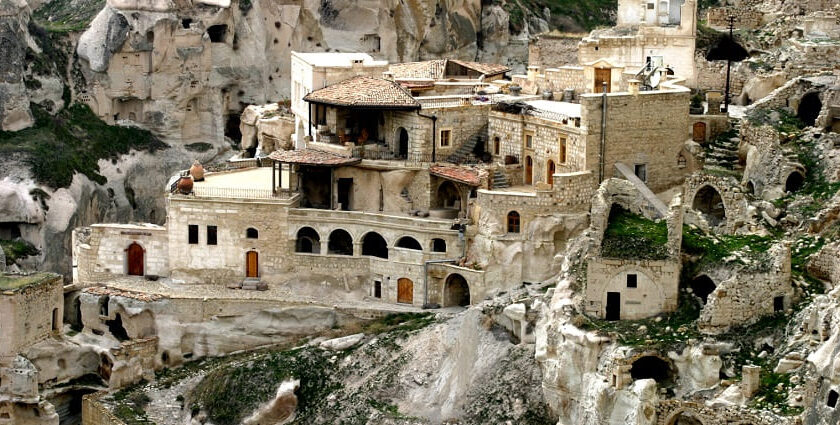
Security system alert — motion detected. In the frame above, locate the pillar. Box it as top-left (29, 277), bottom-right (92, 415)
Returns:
top-left (742, 365), bottom-right (761, 398)
top-left (320, 239), bottom-right (329, 255)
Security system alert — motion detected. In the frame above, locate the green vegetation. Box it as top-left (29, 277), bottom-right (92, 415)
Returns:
top-left (32, 0), bottom-right (105, 33)
top-left (0, 104), bottom-right (166, 188)
top-left (113, 384), bottom-right (154, 425)
top-left (601, 205), bottom-right (670, 260)
top-left (681, 226), bottom-right (775, 272)
top-left (750, 371), bottom-right (803, 415)
top-left (578, 290), bottom-right (702, 350)
top-left (746, 108), bottom-right (804, 135)
top-left (497, 0), bottom-right (617, 33)
top-left (0, 239), bottom-right (40, 265)
top-left (0, 272), bottom-right (57, 291)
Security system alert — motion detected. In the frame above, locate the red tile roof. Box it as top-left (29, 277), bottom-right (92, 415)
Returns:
top-left (303, 76), bottom-right (420, 109)
top-left (430, 165), bottom-right (482, 186)
top-left (268, 149), bottom-right (362, 167)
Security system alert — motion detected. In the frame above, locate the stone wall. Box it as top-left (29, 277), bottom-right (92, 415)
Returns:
top-left (529, 33), bottom-right (585, 70)
top-left (706, 7), bottom-right (764, 30)
top-left (656, 400), bottom-right (793, 425)
top-left (697, 243), bottom-right (794, 334)
top-left (740, 120), bottom-right (806, 200)
top-left (580, 87), bottom-right (693, 193)
top-left (808, 241), bottom-right (840, 286)
top-left (585, 258), bottom-right (681, 319)
top-left (72, 224), bottom-right (169, 285)
top-left (82, 392), bottom-right (126, 425)
top-left (107, 337), bottom-right (159, 389)
top-left (0, 275), bottom-right (63, 362)
top-left (684, 173), bottom-right (750, 233)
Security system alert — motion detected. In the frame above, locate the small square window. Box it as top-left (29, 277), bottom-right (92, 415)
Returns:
top-left (828, 389), bottom-right (839, 408)
top-left (440, 129), bottom-right (451, 147)
top-left (647, 3), bottom-right (655, 9)
top-left (627, 274), bottom-right (637, 288)
top-left (207, 225), bottom-right (218, 245)
top-left (188, 225), bottom-right (199, 244)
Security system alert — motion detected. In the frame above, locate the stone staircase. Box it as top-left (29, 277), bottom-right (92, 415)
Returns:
top-left (446, 125), bottom-right (487, 164)
top-left (704, 124), bottom-right (742, 174)
top-left (492, 169), bottom-right (510, 189)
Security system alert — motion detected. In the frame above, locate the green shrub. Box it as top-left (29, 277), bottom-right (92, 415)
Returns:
top-left (0, 239), bottom-right (40, 265)
top-left (601, 205), bottom-right (670, 260)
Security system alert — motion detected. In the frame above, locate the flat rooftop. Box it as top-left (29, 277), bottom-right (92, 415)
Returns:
top-left (194, 167), bottom-right (273, 191)
top-left (0, 272), bottom-right (60, 293)
top-left (292, 51), bottom-right (388, 68)
top-left (524, 100), bottom-right (582, 118)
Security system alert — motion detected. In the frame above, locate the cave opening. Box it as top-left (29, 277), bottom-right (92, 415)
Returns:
top-left (105, 313), bottom-right (130, 341)
top-left (207, 25), bottom-right (227, 43)
top-left (785, 171), bottom-right (805, 193)
top-left (690, 275), bottom-right (716, 304)
top-left (797, 92), bottom-right (822, 127)
top-left (630, 356), bottom-right (673, 384)
top-left (225, 113), bottom-right (243, 146)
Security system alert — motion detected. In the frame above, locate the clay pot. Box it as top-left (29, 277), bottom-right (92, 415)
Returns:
top-left (177, 176), bottom-right (194, 194)
top-left (189, 160), bottom-right (205, 181)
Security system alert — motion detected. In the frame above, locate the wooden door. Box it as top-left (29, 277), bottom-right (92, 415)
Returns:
top-left (397, 278), bottom-right (413, 304)
top-left (525, 156), bottom-right (533, 185)
top-left (594, 68), bottom-right (611, 93)
top-left (547, 160), bottom-right (555, 185)
top-left (692, 122), bottom-right (706, 142)
top-left (127, 243), bottom-right (144, 276)
top-left (606, 292), bottom-right (620, 321)
top-left (246, 251), bottom-right (259, 278)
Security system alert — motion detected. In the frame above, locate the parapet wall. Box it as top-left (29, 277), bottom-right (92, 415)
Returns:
top-left (707, 7), bottom-right (764, 30)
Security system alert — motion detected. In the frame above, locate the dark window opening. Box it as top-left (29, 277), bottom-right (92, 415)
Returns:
top-left (188, 224), bottom-right (199, 244)
top-left (626, 274), bottom-right (637, 288)
top-left (396, 236), bottom-right (422, 251)
top-left (630, 356), bottom-right (673, 383)
top-left (797, 92), bottom-right (822, 127)
top-left (774, 296), bottom-right (785, 312)
top-left (105, 313), bottom-right (130, 342)
top-left (207, 25), bottom-right (227, 43)
top-left (432, 238), bottom-right (447, 253)
top-left (374, 281), bottom-right (382, 298)
top-left (328, 229), bottom-right (354, 255)
top-left (828, 390), bottom-right (839, 408)
top-left (246, 228), bottom-right (259, 239)
top-left (507, 211), bottom-right (521, 233)
top-left (295, 227), bottom-right (321, 253)
top-left (634, 164), bottom-right (647, 182)
top-left (181, 18), bottom-right (193, 29)
top-left (99, 296), bottom-right (110, 317)
top-left (207, 225), bottom-right (217, 245)
top-left (362, 232), bottom-right (388, 259)
top-left (225, 113), bottom-right (243, 148)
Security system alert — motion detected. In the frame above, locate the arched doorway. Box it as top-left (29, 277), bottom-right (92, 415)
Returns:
top-left (328, 229), bottom-right (354, 255)
top-left (690, 275), bottom-right (716, 304)
top-left (295, 227), bottom-right (321, 253)
top-left (785, 172), bottom-right (804, 193)
top-left (630, 356), bottom-right (674, 384)
top-left (246, 251), bottom-right (259, 277)
top-left (126, 242), bottom-right (144, 276)
top-left (397, 278), bottom-right (413, 304)
top-left (397, 127), bottom-right (409, 158)
top-left (798, 92), bottom-right (822, 127)
top-left (746, 180), bottom-right (755, 196)
top-left (436, 181), bottom-right (462, 210)
top-left (444, 274), bottom-right (470, 307)
top-left (361, 232), bottom-right (388, 259)
top-left (692, 185), bottom-right (726, 226)
top-left (692, 122), bottom-right (706, 142)
top-left (525, 156), bottom-right (533, 185)
top-left (667, 411), bottom-right (705, 425)
top-left (547, 160), bottom-right (556, 185)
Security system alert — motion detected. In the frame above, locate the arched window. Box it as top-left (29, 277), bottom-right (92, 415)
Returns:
top-left (295, 227), bottom-right (321, 254)
top-left (246, 228), bottom-right (259, 239)
top-left (328, 229), bottom-right (354, 255)
top-left (432, 238), bottom-right (447, 253)
top-left (507, 211), bottom-right (520, 233)
top-left (396, 236), bottom-right (422, 250)
top-left (361, 232), bottom-right (388, 259)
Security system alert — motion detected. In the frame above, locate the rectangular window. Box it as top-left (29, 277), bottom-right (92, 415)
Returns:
top-left (774, 296), bottom-right (784, 312)
top-left (525, 133), bottom-right (533, 149)
top-left (559, 137), bottom-right (567, 163)
top-left (440, 129), bottom-right (451, 147)
top-left (188, 225), bottom-right (199, 244)
top-left (627, 274), bottom-right (638, 288)
top-left (634, 164), bottom-right (647, 182)
top-left (207, 225), bottom-right (218, 245)
top-left (647, 3), bottom-right (655, 9)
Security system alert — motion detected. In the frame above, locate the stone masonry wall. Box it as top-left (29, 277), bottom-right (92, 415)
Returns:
top-left (585, 258), bottom-right (681, 320)
top-left (73, 224), bottom-right (169, 285)
top-left (707, 7), bottom-right (764, 30)
top-left (0, 275), bottom-right (63, 361)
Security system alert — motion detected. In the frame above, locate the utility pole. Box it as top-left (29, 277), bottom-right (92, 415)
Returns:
top-left (723, 15), bottom-right (736, 114)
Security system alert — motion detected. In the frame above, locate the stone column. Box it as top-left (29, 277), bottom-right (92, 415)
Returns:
top-left (353, 242), bottom-right (362, 257)
top-left (320, 239), bottom-right (329, 255)
top-left (742, 365), bottom-right (761, 398)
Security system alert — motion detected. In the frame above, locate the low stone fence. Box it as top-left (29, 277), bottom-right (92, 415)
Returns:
top-left (81, 392), bottom-right (126, 425)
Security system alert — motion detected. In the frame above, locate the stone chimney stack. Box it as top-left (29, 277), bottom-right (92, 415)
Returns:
top-left (628, 79), bottom-right (640, 95)
top-left (527, 66), bottom-right (539, 82)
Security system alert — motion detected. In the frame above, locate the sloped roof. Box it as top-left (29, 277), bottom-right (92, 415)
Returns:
top-left (389, 59), bottom-right (511, 80)
top-left (303, 76), bottom-right (420, 109)
top-left (268, 149), bottom-right (361, 167)
top-left (430, 165), bottom-right (482, 186)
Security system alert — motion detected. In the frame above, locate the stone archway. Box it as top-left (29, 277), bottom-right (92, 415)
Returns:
top-left (692, 185), bottom-right (726, 226)
top-left (797, 92), bottom-right (822, 127)
top-left (630, 355), bottom-right (675, 384)
top-left (444, 274), bottom-right (470, 307)
top-left (361, 232), bottom-right (388, 259)
top-left (690, 275), bottom-right (716, 304)
top-left (785, 171), bottom-right (805, 193)
top-left (666, 410), bottom-right (706, 425)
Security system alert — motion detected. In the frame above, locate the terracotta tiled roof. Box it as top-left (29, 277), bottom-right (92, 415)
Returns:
top-left (389, 60), bottom-right (448, 79)
top-left (303, 76), bottom-right (420, 109)
top-left (430, 165), bottom-right (482, 186)
top-left (268, 149), bottom-right (362, 167)
top-left (389, 59), bottom-right (510, 80)
top-left (449, 59), bottom-right (511, 77)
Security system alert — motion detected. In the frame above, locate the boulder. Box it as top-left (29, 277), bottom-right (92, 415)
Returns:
top-left (242, 379), bottom-right (299, 425)
top-left (319, 333), bottom-right (365, 351)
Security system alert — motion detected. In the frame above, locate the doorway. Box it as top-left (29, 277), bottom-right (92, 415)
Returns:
top-left (547, 160), bottom-right (556, 185)
top-left (525, 156), bottom-right (533, 185)
top-left (337, 178), bottom-right (353, 211)
top-left (606, 292), bottom-right (620, 320)
top-left (398, 128), bottom-right (409, 158)
top-left (692, 122), bottom-right (706, 142)
top-left (397, 278), bottom-right (414, 304)
top-left (374, 280), bottom-right (382, 298)
top-left (127, 242), bottom-right (144, 276)
top-left (246, 251), bottom-right (259, 278)
top-left (595, 68), bottom-right (611, 93)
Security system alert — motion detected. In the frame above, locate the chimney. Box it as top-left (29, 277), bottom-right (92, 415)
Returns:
top-left (628, 79), bottom-right (640, 95)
